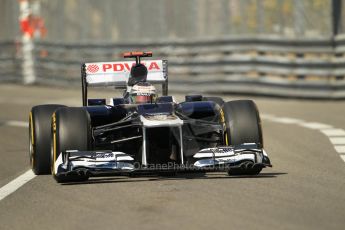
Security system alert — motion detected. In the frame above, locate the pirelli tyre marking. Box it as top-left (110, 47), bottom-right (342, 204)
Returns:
top-left (51, 112), bottom-right (57, 175)
top-left (219, 109), bottom-right (229, 146)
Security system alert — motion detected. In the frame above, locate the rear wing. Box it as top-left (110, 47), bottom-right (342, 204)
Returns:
top-left (81, 60), bottom-right (168, 106)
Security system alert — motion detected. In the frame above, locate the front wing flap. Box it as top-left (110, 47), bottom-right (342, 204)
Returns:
top-left (54, 150), bottom-right (135, 176)
top-left (193, 143), bottom-right (271, 169)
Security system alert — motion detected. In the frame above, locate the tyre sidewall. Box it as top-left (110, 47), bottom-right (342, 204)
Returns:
top-left (30, 104), bottom-right (66, 175)
top-left (222, 100), bottom-right (263, 147)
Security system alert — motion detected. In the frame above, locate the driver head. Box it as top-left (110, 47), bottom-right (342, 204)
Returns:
top-left (128, 64), bottom-right (148, 86)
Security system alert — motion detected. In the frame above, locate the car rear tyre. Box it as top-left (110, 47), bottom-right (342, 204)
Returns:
top-left (222, 100), bottom-right (263, 175)
top-left (29, 104), bottom-right (66, 175)
top-left (203, 96), bottom-right (225, 107)
top-left (51, 107), bottom-right (91, 183)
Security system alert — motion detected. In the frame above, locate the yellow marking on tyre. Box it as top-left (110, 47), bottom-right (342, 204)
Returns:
top-left (225, 132), bottom-right (229, 146)
top-left (52, 112), bottom-right (56, 131)
top-left (219, 109), bottom-right (225, 123)
top-left (52, 113), bottom-right (57, 175)
top-left (220, 109), bottom-right (229, 145)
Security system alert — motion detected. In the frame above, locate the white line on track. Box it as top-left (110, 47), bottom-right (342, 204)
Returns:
top-left (334, 146), bottom-right (345, 153)
top-left (0, 170), bottom-right (36, 201)
top-left (0, 120), bottom-right (35, 202)
top-left (0, 120), bottom-right (28, 128)
top-left (329, 137), bottom-right (345, 145)
top-left (268, 117), bottom-right (304, 125)
top-left (262, 114), bottom-right (345, 163)
top-left (320, 129), bottom-right (345, 137)
top-left (300, 122), bottom-right (333, 130)
top-left (5, 120), bottom-right (29, 128)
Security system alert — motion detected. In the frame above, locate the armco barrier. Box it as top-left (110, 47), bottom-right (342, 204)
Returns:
top-left (0, 41), bottom-right (21, 82)
top-left (2, 36), bottom-right (345, 98)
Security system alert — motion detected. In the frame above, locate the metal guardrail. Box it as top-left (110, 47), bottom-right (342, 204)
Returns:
top-left (2, 36), bottom-right (345, 98)
top-left (0, 41), bottom-right (21, 82)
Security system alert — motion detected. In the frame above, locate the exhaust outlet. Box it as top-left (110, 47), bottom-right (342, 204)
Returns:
top-left (240, 161), bottom-right (253, 170)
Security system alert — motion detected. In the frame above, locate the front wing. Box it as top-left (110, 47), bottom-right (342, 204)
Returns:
top-left (54, 144), bottom-right (272, 178)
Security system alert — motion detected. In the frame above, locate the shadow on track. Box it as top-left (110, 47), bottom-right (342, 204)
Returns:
top-left (60, 172), bottom-right (287, 186)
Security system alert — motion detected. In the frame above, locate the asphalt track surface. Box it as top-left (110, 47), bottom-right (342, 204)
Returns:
top-left (1, 84), bottom-right (345, 230)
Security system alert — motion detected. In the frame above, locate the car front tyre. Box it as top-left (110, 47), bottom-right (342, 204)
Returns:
top-left (29, 104), bottom-right (66, 175)
top-left (51, 107), bottom-right (91, 183)
top-left (221, 100), bottom-right (263, 175)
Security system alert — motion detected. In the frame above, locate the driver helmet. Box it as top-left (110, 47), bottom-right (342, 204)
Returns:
top-left (129, 82), bottom-right (156, 104)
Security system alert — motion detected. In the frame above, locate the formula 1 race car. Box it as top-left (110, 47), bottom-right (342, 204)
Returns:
top-left (29, 51), bottom-right (271, 183)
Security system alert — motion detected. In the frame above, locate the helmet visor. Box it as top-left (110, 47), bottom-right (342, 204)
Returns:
top-left (135, 95), bottom-right (151, 104)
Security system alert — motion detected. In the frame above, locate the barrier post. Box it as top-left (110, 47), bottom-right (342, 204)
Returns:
top-left (19, 0), bottom-right (36, 84)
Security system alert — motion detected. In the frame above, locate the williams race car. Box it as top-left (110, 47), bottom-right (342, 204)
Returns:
top-left (29, 51), bottom-right (271, 182)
